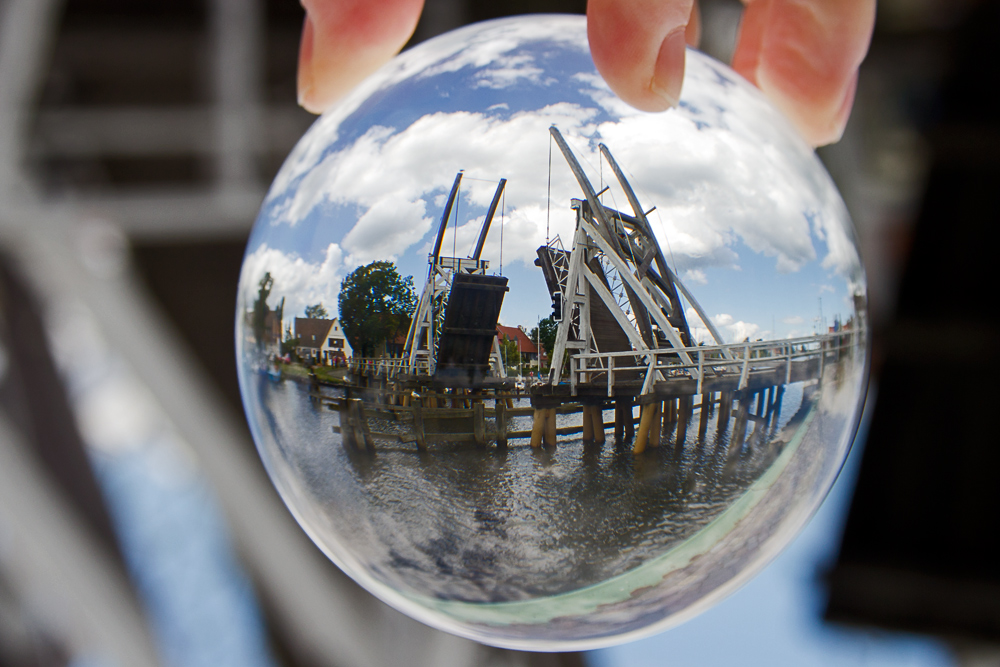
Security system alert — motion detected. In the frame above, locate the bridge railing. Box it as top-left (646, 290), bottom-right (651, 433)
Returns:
top-left (347, 356), bottom-right (432, 378)
top-left (569, 330), bottom-right (861, 396)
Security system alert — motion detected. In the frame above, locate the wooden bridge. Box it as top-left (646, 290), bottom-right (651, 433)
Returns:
top-left (325, 328), bottom-right (857, 454)
top-left (325, 127), bottom-right (865, 456)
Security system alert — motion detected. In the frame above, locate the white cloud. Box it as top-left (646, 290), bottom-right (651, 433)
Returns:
top-left (342, 197), bottom-right (432, 266)
top-left (682, 268), bottom-right (707, 285)
top-left (239, 243), bottom-right (346, 324)
top-left (254, 24), bottom-right (863, 332)
top-left (711, 313), bottom-right (760, 343)
top-left (782, 315), bottom-right (804, 325)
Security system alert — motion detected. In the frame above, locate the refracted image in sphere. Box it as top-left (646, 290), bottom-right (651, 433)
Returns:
top-left (236, 14), bottom-right (869, 651)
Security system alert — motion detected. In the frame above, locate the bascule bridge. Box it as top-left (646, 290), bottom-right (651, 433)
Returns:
top-left (333, 128), bottom-right (859, 454)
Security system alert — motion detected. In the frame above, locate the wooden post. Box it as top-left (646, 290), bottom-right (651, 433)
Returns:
top-left (624, 398), bottom-right (635, 442)
top-left (770, 385), bottom-right (785, 428)
top-left (614, 400), bottom-right (625, 443)
top-left (732, 392), bottom-right (749, 452)
top-left (544, 408), bottom-right (557, 447)
top-left (649, 401), bottom-right (662, 448)
top-left (592, 405), bottom-right (606, 445)
top-left (411, 401), bottom-right (426, 451)
top-left (339, 401), bottom-right (356, 450)
top-left (676, 395), bottom-right (692, 446)
top-left (496, 398), bottom-right (508, 448)
top-left (582, 405), bottom-right (595, 442)
top-left (698, 392), bottom-right (711, 441)
top-left (634, 401), bottom-right (657, 454)
top-left (530, 408), bottom-right (546, 448)
top-left (349, 398), bottom-right (372, 451)
top-left (473, 402), bottom-right (486, 446)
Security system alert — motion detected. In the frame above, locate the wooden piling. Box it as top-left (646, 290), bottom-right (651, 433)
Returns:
top-left (634, 401), bottom-right (657, 454)
top-left (348, 398), bottom-right (373, 452)
top-left (676, 395), bottom-right (692, 446)
top-left (592, 405), bottom-right (606, 445)
top-left (649, 401), bottom-right (662, 448)
top-left (411, 401), bottom-right (426, 451)
top-left (473, 402), bottom-right (486, 446)
top-left (624, 398), bottom-right (635, 442)
top-left (582, 405), bottom-right (595, 442)
top-left (530, 408), bottom-right (546, 448)
top-left (697, 392), bottom-right (711, 441)
top-left (544, 408), bottom-right (557, 447)
top-left (495, 399), bottom-right (508, 448)
top-left (339, 401), bottom-right (356, 450)
top-left (732, 392), bottom-right (749, 452)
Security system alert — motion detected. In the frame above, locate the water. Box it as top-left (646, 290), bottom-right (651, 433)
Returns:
top-left (252, 376), bottom-right (811, 603)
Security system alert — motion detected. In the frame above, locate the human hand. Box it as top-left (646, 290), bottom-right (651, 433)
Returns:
top-left (297, 0), bottom-right (875, 147)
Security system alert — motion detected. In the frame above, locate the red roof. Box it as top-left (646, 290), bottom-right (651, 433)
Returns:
top-left (496, 324), bottom-right (538, 354)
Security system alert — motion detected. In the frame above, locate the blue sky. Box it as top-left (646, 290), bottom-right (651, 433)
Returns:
top-left (240, 16), bottom-right (862, 345)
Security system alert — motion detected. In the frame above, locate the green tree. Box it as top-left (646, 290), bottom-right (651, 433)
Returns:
top-left (338, 261), bottom-right (417, 357)
top-left (304, 303), bottom-right (329, 319)
top-left (252, 272), bottom-right (273, 346)
top-left (528, 317), bottom-right (557, 363)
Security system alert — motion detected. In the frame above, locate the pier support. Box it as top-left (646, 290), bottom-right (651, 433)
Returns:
top-left (614, 397), bottom-right (635, 445)
top-left (633, 400), bottom-right (663, 454)
top-left (697, 392), bottom-right (712, 442)
top-left (675, 395), bottom-right (693, 447)
top-left (731, 391), bottom-right (750, 453)
top-left (530, 408), bottom-right (557, 448)
top-left (473, 402), bottom-right (486, 446)
top-left (717, 390), bottom-right (733, 437)
top-left (410, 401), bottom-right (426, 451)
top-left (495, 399), bottom-right (508, 448)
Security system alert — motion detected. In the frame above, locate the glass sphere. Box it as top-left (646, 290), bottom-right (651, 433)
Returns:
top-left (236, 15), bottom-right (869, 651)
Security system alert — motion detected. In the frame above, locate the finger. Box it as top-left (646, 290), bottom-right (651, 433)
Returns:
top-left (298, 0), bottom-right (424, 114)
top-left (732, 0), bottom-right (874, 146)
top-left (587, 0), bottom-right (700, 112)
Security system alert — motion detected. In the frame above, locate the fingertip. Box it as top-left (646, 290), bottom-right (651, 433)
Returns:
top-left (733, 0), bottom-right (874, 146)
top-left (588, 0), bottom-right (695, 113)
top-left (297, 0), bottom-right (424, 114)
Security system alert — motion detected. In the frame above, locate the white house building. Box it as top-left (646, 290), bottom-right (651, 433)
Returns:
top-left (294, 317), bottom-right (353, 364)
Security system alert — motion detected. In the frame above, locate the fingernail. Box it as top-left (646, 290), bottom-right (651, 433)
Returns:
top-left (297, 13), bottom-right (315, 109)
top-left (651, 27), bottom-right (687, 109)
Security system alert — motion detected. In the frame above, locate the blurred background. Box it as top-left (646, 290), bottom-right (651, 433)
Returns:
top-left (1, 0), bottom-right (997, 666)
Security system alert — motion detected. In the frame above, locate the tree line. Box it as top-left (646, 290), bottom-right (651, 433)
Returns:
top-left (253, 260), bottom-right (556, 363)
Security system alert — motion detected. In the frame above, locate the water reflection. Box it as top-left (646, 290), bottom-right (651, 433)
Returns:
top-left (253, 372), bottom-right (821, 602)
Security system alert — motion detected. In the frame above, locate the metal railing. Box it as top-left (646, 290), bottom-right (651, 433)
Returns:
top-left (570, 330), bottom-right (861, 396)
top-left (348, 356), bottom-right (433, 378)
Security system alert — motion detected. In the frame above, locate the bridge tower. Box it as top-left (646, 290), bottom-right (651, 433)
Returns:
top-left (541, 126), bottom-right (731, 392)
top-left (403, 172), bottom-right (510, 384)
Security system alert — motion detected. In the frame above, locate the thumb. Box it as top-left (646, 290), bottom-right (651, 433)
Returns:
top-left (298, 0), bottom-right (424, 114)
top-left (587, 0), bottom-right (699, 112)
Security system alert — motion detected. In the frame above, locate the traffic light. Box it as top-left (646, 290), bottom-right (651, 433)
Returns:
top-left (551, 291), bottom-right (562, 321)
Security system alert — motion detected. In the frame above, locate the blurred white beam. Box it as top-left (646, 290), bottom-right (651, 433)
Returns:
top-left (64, 188), bottom-right (264, 239)
top-left (31, 106), bottom-right (311, 158)
top-left (211, 0), bottom-right (264, 196)
top-left (0, 414), bottom-right (161, 667)
top-left (0, 0), bottom-right (63, 190)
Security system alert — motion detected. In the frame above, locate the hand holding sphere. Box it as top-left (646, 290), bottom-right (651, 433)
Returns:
top-left (238, 15), bottom-right (870, 648)
top-left (297, 0), bottom-right (875, 146)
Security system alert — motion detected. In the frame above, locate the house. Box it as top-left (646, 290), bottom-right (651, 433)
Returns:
top-left (496, 324), bottom-right (543, 368)
top-left (295, 317), bottom-right (353, 364)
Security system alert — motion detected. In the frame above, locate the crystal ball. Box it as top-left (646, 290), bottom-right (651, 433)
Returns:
top-left (236, 15), bottom-right (869, 650)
